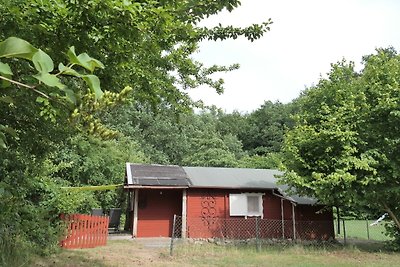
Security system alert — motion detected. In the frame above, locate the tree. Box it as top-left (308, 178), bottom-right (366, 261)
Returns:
top-left (0, 1), bottom-right (273, 262)
top-left (0, 37), bottom-right (131, 264)
top-left (0, 37), bottom-right (131, 147)
top-left (0, 0), bottom-right (272, 111)
top-left (239, 101), bottom-right (293, 155)
top-left (282, 48), bottom-right (400, 236)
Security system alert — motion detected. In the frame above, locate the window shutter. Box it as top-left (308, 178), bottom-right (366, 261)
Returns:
top-left (229, 194), bottom-right (247, 216)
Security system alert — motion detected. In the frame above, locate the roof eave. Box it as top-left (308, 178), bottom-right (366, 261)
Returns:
top-left (124, 185), bottom-right (189, 189)
top-left (188, 185), bottom-right (277, 190)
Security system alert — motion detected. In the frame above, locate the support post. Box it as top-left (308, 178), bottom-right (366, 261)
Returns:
top-left (182, 189), bottom-right (187, 238)
top-left (342, 219), bottom-right (346, 245)
top-left (256, 217), bottom-right (261, 252)
top-left (337, 206), bottom-right (341, 235)
top-left (281, 198), bottom-right (285, 239)
top-left (132, 189), bottom-right (139, 237)
top-left (292, 202), bottom-right (296, 240)
top-left (170, 214), bottom-right (177, 256)
top-left (366, 218), bottom-right (370, 240)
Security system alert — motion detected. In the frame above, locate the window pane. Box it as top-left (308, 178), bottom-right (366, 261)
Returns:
top-left (247, 196), bottom-right (260, 213)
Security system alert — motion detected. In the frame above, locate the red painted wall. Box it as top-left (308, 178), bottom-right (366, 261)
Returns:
top-left (137, 189), bottom-right (182, 237)
top-left (186, 188), bottom-right (334, 240)
top-left (187, 189), bottom-right (281, 238)
top-left (186, 189), bottom-right (229, 238)
top-left (295, 204), bottom-right (334, 240)
top-left (131, 188), bottom-right (334, 240)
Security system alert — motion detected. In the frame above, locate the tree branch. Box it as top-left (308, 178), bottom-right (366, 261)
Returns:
top-left (383, 202), bottom-right (400, 230)
top-left (0, 75), bottom-right (72, 110)
top-left (0, 75), bottom-right (51, 100)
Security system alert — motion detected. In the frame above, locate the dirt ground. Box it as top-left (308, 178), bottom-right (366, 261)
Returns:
top-left (34, 237), bottom-right (177, 267)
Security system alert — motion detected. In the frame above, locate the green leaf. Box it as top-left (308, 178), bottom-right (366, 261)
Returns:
top-left (67, 46), bottom-right (104, 72)
top-left (1, 125), bottom-right (17, 138)
top-left (0, 37), bottom-right (38, 60)
top-left (36, 96), bottom-right (47, 104)
top-left (0, 96), bottom-right (14, 103)
top-left (0, 124), bottom-right (17, 148)
top-left (58, 63), bottom-right (81, 77)
top-left (32, 49), bottom-right (54, 73)
top-left (82, 75), bottom-right (103, 99)
top-left (0, 62), bottom-right (12, 75)
top-left (0, 136), bottom-right (6, 148)
top-left (33, 72), bottom-right (65, 89)
top-left (77, 53), bottom-right (105, 72)
top-left (66, 46), bottom-right (80, 64)
top-left (63, 87), bottom-right (77, 105)
top-left (0, 62), bottom-right (13, 87)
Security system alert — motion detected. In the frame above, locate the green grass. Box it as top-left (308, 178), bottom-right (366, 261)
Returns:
top-left (172, 243), bottom-right (400, 267)
top-left (334, 220), bottom-right (391, 241)
top-left (34, 240), bottom-right (400, 267)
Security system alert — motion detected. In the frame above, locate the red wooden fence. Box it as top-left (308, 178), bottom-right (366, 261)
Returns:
top-left (60, 214), bottom-right (109, 249)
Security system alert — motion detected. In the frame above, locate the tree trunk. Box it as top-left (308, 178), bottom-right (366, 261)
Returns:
top-left (383, 203), bottom-right (400, 230)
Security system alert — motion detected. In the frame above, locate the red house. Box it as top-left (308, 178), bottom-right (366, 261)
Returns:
top-left (124, 163), bottom-right (334, 240)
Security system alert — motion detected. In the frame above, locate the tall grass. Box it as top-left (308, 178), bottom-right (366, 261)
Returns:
top-left (171, 242), bottom-right (399, 267)
top-left (0, 228), bottom-right (32, 267)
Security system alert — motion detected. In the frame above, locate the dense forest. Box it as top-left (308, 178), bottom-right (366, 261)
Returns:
top-left (1, 0), bottom-right (400, 264)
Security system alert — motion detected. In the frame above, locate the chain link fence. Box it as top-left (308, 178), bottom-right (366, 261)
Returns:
top-left (170, 215), bottom-right (335, 255)
top-left (334, 219), bottom-right (392, 245)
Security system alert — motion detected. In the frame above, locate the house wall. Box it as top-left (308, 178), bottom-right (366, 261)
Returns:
top-left (186, 188), bottom-right (281, 238)
top-left (295, 204), bottom-right (334, 240)
top-left (186, 188), bottom-right (334, 240)
top-left (135, 189), bottom-right (182, 237)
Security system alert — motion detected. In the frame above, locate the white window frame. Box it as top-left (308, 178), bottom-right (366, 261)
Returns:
top-left (229, 193), bottom-right (264, 218)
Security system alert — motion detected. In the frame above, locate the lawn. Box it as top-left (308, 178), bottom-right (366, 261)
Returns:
top-left (335, 220), bottom-right (391, 241)
top-left (34, 239), bottom-right (400, 267)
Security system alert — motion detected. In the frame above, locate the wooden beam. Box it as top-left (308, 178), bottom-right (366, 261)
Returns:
top-left (182, 189), bottom-right (187, 238)
top-left (133, 189), bottom-right (139, 237)
top-left (281, 198), bottom-right (285, 239)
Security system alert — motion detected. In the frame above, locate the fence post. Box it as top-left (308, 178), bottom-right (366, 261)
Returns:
top-left (342, 219), bottom-right (346, 245)
top-left (337, 207), bottom-right (341, 235)
top-left (366, 218), bottom-right (370, 240)
top-left (292, 203), bottom-right (296, 241)
top-left (281, 199), bottom-right (285, 239)
top-left (256, 217), bottom-right (261, 252)
top-left (170, 214), bottom-right (177, 256)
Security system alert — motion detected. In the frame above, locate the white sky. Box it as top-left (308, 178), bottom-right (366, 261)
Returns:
top-left (189, 0), bottom-right (400, 113)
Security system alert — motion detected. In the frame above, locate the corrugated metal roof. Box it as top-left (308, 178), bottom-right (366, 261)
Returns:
top-left (125, 164), bottom-right (317, 205)
top-left (126, 163), bottom-right (191, 187)
top-left (183, 167), bottom-right (280, 189)
top-left (183, 166), bottom-right (317, 205)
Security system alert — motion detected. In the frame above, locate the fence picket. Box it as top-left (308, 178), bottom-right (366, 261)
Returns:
top-left (60, 213), bottom-right (109, 249)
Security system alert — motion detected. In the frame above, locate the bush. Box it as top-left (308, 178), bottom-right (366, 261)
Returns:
top-left (0, 227), bottom-right (33, 266)
top-left (384, 222), bottom-right (400, 251)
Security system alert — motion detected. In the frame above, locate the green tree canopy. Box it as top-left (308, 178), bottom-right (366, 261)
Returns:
top-left (239, 101), bottom-right (293, 155)
top-left (0, 0), bottom-right (271, 111)
top-left (282, 48), bottom-right (400, 232)
top-left (0, 1), bottom-right (273, 263)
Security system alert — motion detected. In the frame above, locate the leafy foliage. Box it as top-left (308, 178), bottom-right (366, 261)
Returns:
top-left (0, 1), bottom-right (275, 263)
top-left (282, 48), bottom-right (400, 240)
top-left (0, 0), bottom-right (271, 112)
top-left (0, 37), bottom-right (129, 147)
top-left (239, 101), bottom-right (293, 155)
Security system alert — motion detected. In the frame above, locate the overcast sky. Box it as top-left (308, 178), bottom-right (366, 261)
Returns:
top-left (189, 0), bottom-right (400, 113)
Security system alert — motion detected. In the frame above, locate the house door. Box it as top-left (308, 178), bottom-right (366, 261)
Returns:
top-left (137, 189), bottom-right (182, 237)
